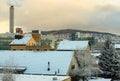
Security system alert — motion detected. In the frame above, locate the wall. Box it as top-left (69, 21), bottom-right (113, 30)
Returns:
top-left (63, 77), bottom-right (71, 81)
top-left (11, 45), bottom-right (26, 50)
top-left (67, 56), bottom-right (79, 76)
top-left (26, 38), bottom-right (36, 46)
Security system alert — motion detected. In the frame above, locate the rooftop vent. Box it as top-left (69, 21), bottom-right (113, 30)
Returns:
top-left (52, 77), bottom-right (58, 81)
top-left (47, 61), bottom-right (50, 71)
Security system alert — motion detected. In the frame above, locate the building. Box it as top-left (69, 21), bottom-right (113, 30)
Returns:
top-left (114, 43), bottom-right (120, 50)
top-left (10, 36), bottom-right (36, 50)
top-left (0, 33), bottom-right (14, 50)
top-left (10, 30), bottom-right (56, 51)
top-left (0, 37), bottom-right (13, 50)
top-left (57, 40), bottom-right (90, 52)
top-left (0, 51), bottom-right (78, 76)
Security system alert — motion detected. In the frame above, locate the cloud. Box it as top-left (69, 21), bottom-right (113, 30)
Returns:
top-left (7, 0), bottom-right (24, 7)
top-left (0, 21), bottom-right (9, 33)
top-left (1, 0), bottom-right (120, 34)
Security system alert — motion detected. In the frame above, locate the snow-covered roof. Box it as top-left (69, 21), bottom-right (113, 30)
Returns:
top-left (114, 44), bottom-right (120, 49)
top-left (0, 51), bottom-right (74, 75)
top-left (10, 36), bottom-right (32, 45)
top-left (0, 74), bottom-right (70, 81)
top-left (91, 52), bottom-right (101, 57)
top-left (57, 40), bottom-right (89, 51)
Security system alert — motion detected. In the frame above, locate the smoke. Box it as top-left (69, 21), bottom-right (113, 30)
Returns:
top-left (7, 0), bottom-right (23, 7)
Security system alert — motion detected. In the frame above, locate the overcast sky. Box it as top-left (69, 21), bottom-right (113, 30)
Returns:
top-left (1, 0), bottom-right (120, 35)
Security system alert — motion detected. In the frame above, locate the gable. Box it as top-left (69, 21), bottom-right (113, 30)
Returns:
top-left (26, 38), bottom-right (36, 46)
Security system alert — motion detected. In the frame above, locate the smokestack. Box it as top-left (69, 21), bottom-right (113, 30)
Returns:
top-left (9, 6), bottom-right (14, 33)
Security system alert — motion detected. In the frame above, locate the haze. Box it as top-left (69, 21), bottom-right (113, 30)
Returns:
top-left (1, 0), bottom-right (120, 35)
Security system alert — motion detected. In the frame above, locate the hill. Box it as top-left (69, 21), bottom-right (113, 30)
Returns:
top-left (41, 29), bottom-right (117, 36)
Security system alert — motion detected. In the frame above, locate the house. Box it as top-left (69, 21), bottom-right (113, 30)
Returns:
top-left (10, 36), bottom-right (36, 50)
top-left (0, 74), bottom-right (71, 81)
top-left (57, 40), bottom-right (90, 52)
top-left (0, 51), bottom-right (78, 76)
top-left (0, 33), bottom-right (14, 50)
top-left (10, 31), bottom-right (56, 51)
top-left (114, 43), bottom-right (120, 50)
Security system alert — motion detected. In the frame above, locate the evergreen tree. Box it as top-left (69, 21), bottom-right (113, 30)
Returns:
top-left (110, 51), bottom-right (120, 80)
top-left (99, 38), bottom-right (115, 77)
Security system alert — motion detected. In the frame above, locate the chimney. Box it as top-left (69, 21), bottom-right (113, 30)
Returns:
top-left (9, 6), bottom-right (14, 33)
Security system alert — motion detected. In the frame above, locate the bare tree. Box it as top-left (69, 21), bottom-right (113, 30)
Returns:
top-left (2, 66), bottom-right (15, 81)
top-left (2, 57), bottom-right (16, 81)
top-left (74, 50), bottom-right (97, 81)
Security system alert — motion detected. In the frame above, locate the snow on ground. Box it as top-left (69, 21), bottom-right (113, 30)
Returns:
top-left (89, 78), bottom-right (111, 81)
top-left (0, 74), bottom-right (70, 81)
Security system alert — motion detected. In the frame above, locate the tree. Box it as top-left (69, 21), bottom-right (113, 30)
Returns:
top-left (99, 38), bottom-right (120, 80)
top-left (74, 50), bottom-right (96, 81)
top-left (99, 38), bottom-right (114, 77)
top-left (69, 32), bottom-right (77, 40)
top-left (110, 51), bottom-right (120, 80)
top-left (2, 58), bottom-right (16, 81)
top-left (2, 66), bottom-right (16, 81)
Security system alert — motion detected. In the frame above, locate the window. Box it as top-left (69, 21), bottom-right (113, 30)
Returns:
top-left (29, 49), bottom-right (32, 51)
top-left (71, 65), bottom-right (75, 70)
top-left (37, 49), bottom-right (39, 51)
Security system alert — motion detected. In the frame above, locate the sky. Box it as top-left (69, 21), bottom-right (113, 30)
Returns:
top-left (1, 0), bottom-right (120, 35)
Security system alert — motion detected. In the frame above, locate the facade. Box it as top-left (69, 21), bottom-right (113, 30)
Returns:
top-left (0, 37), bottom-right (13, 50)
top-left (10, 36), bottom-right (36, 50)
top-left (0, 33), bottom-right (14, 50)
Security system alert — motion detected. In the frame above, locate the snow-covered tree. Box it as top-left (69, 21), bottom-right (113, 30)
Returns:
top-left (74, 50), bottom-right (96, 81)
top-left (99, 38), bottom-right (120, 80)
top-left (110, 51), bottom-right (120, 80)
top-left (99, 38), bottom-right (114, 77)
top-left (2, 66), bottom-right (16, 81)
top-left (2, 57), bottom-right (16, 81)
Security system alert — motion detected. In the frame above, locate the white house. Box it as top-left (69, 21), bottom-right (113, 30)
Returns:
top-left (114, 44), bottom-right (120, 50)
top-left (57, 40), bottom-right (90, 51)
top-left (0, 51), bottom-right (78, 76)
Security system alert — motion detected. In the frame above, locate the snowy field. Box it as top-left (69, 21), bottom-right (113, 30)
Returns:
top-left (89, 78), bottom-right (111, 81)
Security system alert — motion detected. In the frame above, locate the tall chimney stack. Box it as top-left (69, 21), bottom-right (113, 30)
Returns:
top-left (9, 6), bottom-right (14, 33)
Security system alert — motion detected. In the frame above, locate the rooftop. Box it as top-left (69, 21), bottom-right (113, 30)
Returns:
top-left (57, 40), bottom-right (89, 51)
top-left (10, 36), bottom-right (32, 45)
top-left (114, 44), bottom-right (120, 49)
top-left (0, 51), bottom-right (74, 75)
